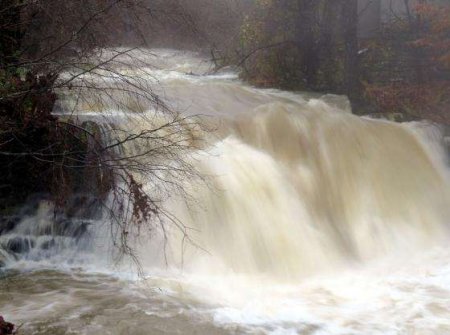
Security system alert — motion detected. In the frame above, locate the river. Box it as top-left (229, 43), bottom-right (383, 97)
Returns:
top-left (1, 49), bottom-right (450, 335)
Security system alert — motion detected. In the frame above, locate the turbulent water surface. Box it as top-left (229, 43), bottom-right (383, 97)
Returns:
top-left (2, 49), bottom-right (450, 335)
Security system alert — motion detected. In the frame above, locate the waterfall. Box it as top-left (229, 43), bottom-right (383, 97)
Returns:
top-left (153, 100), bottom-right (450, 281)
top-left (2, 48), bottom-right (450, 335)
top-left (2, 49), bottom-right (449, 278)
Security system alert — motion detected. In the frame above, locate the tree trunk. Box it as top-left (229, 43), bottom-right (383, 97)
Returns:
top-left (0, 0), bottom-right (23, 67)
top-left (295, 0), bottom-right (320, 89)
top-left (358, 0), bottom-right (381, 38)
top-left (341, 0), bottom-right (361, 112)
top-left (319, 0), bottom-right (341, 90)
top-left (404, 0), bottom-right (425, 84)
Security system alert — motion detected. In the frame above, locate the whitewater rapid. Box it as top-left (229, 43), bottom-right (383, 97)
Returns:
top-left (2, 49), bottom-right (450, 335)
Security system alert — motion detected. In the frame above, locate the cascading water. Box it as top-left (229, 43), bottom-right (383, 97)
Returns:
top-left (161, 102), bottom-right (450, 281)
top-left (2, 49), bottom-right (450, 335)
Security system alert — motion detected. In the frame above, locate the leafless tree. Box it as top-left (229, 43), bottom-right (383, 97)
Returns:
top-left (0, 0), bottom-right (212, 269)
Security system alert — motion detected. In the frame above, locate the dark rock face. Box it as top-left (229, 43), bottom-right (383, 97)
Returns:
top-left (51, 218), bottom-right (91, 239)
top-left (53, 219), bottom-right (73, 236)
top-left (443, 126), bottom-right (450, 163)
top-left (0, 217), bottom-right (20, 235)
top-left (65, 195), bottom-right (103, 220)
top-left (73, 222), bottom-right (89, 241)
top-left (40, 238), bottom-right (56, 250)
top-left (6, 237), bottom-right (34, 254)
top-left (0, 316), bottom-right (14, 335)
top-left (0, 117), bottom-right (111, 228)
top-left (0, 118), bottom-right (109, 266)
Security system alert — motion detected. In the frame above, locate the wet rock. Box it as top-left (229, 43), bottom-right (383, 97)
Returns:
top-left (54, 219), bottom-right (73, 236)
top-left (0, 216), bottom-right (20, 235)
top-left (50, 217), bottom-right (90, 239)
top-left (0, 316), bottom-right (15, 335)
top-left (73, 222), bottom-right (89, 240)
top-left (66, 195), bottom-right (102, 220)
top-left (40, 238), bottom-right (56, 250)
top-left (443, 140), bottom-right (450, 162)
top-left (6, 237), bottom-right (34, 254)
top-left (19, 194), bottom-right (47, 216)
top-left (6, 238), bottom-right (24, 254)
top-left (39, 224), bottom-right (53, 236)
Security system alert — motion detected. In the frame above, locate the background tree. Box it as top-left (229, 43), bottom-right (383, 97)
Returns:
top-left (218, 0), bottom-right (448, 121)
top-left (342, 0), bottom-right (361, 109)
top-left (362, 2), bottom-right (450, 123)
top-left (229, 1), bottom-right (354, 93)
